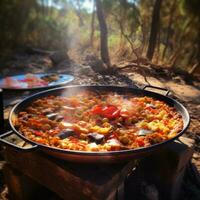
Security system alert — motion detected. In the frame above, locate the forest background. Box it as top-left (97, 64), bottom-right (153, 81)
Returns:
top-left (0, 0), bottom-right (199, 74)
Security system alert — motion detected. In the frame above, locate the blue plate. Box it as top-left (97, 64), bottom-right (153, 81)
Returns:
top-left (0, 74), bottom-right (74, 90)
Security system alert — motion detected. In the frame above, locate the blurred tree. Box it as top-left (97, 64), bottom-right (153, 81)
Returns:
top-left (181, 0), bottom-right (200, 73)
top-left (75, 0), bottom-right (84, 26)
top-left (95, 0), bottom-right (110, 67)
top-left (102, 0), bottom-right (141, 60)
top-left (161, 0), bottom-right (177, 61)
top-left (68, 0), bottom-right (85, 26)
top-left (139, 0), bottom-right (154, 54)
top-left (0, 0), bottom-right (37, 49)
top-left (90, 0), bottom-right (96, 47)
top-left (146, 0), bottom-right (163, 60)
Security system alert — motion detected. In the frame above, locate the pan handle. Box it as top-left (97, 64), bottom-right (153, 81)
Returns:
top-left (143, 85), bottom-right (170, 96)
top-left (0, 131), bottom-right (38, 152)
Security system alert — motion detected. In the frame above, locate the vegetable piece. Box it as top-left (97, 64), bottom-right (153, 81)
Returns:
top-left (102, 118), bottom-right (109, 123)
top-left (43, 108), bottom-right (53, 115)
top-left (106, 139), bottom-right (121, 149)
top-left (73, 124), bottom-right (89, 134)
top-left (79, 133), bottom-right (87, 140)
top-left (120, 108), bottom-right (129, 118)
top-left (56, 129), bottom-right (75, 139)
top-left (41, 124), bottom-right (51, 131)
top-left (91, 105), bottom-right (103, 115)
top-left (46, 113), bottom-right (58, 120)
top-left (87, 143), bottom-right (99, 151)
top-left (91, 105), bottom-right (120, 119)
top-left (138, 129), bottom-right (152, 136)
top-left (136, 137), bottom-right (145, 147)
top-left (168, 132), bottom-right (177, 139)
top-left (62, 106), bottom-right (76, 111)
top-left (34, 131), bottom-right (43, 136)
top-left (88, 132), bottom-right (104, 144)
top-left (60, 122), bottom-right (73, 128)
top-left (90, 125), bottom-right (111, 135)
top-left (146, 103), bottom-right (156, 109)
top-left (119, 136), bottom-right (129, 145)
top-left (102, 105), bottom-right (120, 119)
top-left (55, 115), bottom-right (64, 122)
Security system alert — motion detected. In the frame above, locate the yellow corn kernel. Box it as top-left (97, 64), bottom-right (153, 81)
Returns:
top-left (90, 125), bottom-right (111, 135)
top-left (90, 125), bottom-right (100, 132)
top-left (103, 122), bottom-right (111, 127)
top-left (98, 127), bottom-right (111, 135)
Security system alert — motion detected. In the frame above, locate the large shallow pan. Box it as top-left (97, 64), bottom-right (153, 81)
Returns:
top-left (0, 85), bottom-right (190, 163)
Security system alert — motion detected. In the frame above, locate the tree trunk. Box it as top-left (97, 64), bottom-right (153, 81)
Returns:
top-left (168, 18), bottom-right (192, 66)
top-left (141, 21), bottom-right (147, 54)
top-left (192, 20), bottom-right (200, 73)
top-left (95, 0), bottom-right (110, 67)
top-left (41, 0), bottom-right (45, 16)
top-left (75, 0), bottom-right (84, 26)
top-left (197, 22), bottom-right (200, 65)
top-left (49, 0), bottom-right (53, 17)
top-left (162, 0), bottom-right (177, 61)
top-left (146, 0), bottom-right (163, 60)
top-left (90, 2), bottom-right (96, 47)
top-left (155, 26), bottom-right (161, 63)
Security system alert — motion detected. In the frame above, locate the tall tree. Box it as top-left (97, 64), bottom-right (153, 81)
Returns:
top-left (181, 0), bottom-right (200, 73)
top-left (95, 0), bottom-right (110, 67)
top-left (90, 1), bottom-right (95, 47)
top-left (75, 0), bottom-right (84, 26)
top-left (162, 0), bottom-right (177, 61)
top-left (146, 0), bottom-right (163, 60)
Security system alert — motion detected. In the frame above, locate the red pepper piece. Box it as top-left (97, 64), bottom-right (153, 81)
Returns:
top-left (91, 105), bottom-right (120, 119)
top-left (34, 131), bottom-right (43, 136)
top-left (136, 138), bottom-right (145, 147)
top-left (102, 105), bottom-right (120, 119)
top-left (91, 105), bottom-right (103, 115)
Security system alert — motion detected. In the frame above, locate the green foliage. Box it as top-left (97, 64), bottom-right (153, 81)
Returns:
top-left (180, 0), bottom-right (200, 17)
top-left (0, 0), bottom-right (36, 48)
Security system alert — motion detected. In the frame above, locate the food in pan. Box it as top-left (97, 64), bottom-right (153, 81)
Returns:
top-left (14, 91), bottom-right (183, 152)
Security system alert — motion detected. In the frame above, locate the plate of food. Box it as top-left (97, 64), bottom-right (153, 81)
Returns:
top-left (0, 73), bottom-right (74, 90)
